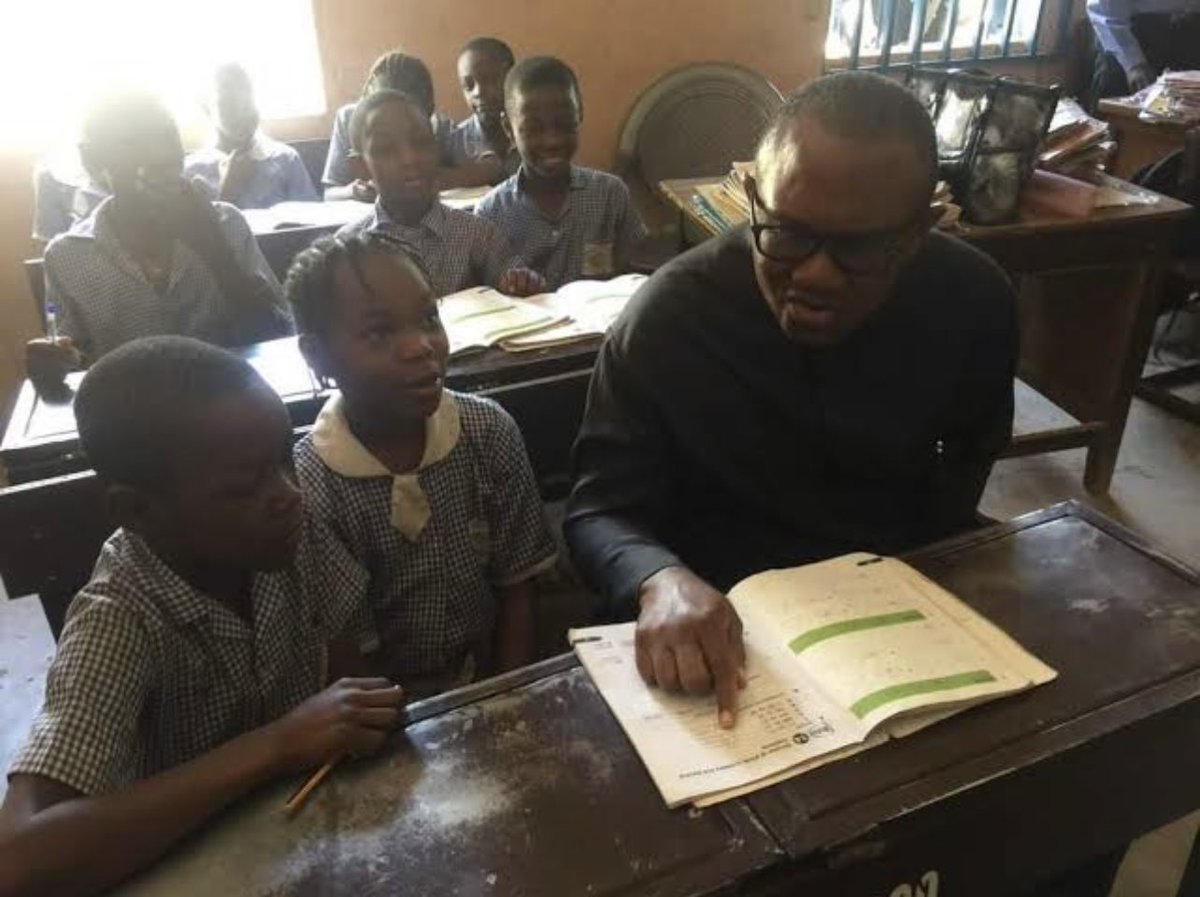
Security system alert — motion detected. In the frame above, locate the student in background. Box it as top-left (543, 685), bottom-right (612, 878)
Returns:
top-left (0, 337), bottom-right (400, 897)
top-left (475, 56), bottom-right (646, 290)
top-left (185, 62), bottom-right (318, 209)
top-left (286, 232), bottom-right (557, 699)
top-left (338, 89), bottom-right (544, 297)
top-left (25, 93), bottom-right (290, 383)
top-left (31, 148), bottom-right (108, 249)
top-left (447, 37), bottom-right (520, 182)
top-left (322, 52), bottom-right (455, 201)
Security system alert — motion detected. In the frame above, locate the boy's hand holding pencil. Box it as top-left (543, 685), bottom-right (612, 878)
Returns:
top-left (269, 677), bottom-right (405, 812)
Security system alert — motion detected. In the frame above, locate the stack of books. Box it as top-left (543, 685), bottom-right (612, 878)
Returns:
top-left (1038, 98), bottom-right (1115, 182)
top-left (1142, 71), bottom-right (1200, 124)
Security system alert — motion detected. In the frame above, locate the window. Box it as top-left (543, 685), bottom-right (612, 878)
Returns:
top-left (824, 0), bottom-right (1066, 69)
top-left (0, 0), bottom-right (326, 151)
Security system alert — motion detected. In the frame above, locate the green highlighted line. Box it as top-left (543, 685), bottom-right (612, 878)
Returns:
top-left (788, 610), bottom-right (925, 654)
top-left (850, 670), bottom-right (997, 719)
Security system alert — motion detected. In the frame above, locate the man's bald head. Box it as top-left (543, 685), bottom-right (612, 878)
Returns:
top-left (756, 72), bottom-right (938, 212)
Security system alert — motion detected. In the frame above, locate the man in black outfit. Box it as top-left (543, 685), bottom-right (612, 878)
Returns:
top-left (565, 71), bottom-right (1017, 721)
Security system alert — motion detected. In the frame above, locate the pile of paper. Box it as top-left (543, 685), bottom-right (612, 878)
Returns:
top-left (1141, 71), bottom-right (1200, 124)
top-left (1037, 98), bottom-right (1115, 182)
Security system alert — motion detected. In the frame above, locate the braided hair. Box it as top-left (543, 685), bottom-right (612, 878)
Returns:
top-left (363, 51), bottom-right (435, 117)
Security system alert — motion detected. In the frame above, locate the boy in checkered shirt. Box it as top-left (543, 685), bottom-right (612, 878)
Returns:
top-left (474, 56), bottom-right (647, 290)
top-left (0, 337), bottom-right (403, 895)
top-left (286, 231), bottom-right (558, 700)
top-left (337, 89), bottom-right (545, 299)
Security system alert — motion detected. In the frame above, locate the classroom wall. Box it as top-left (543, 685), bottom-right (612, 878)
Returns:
top-left (0, 0), bottom-right (1073, 444)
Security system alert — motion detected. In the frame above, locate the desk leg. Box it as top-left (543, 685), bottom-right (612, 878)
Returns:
top-left (1083, 250), bottom-right (1170, 494)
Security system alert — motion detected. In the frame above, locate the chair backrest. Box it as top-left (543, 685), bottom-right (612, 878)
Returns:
top-left (618, 63), bottom-right (785, 190)
top-left (288, 137), bottom-right (331, 193)
top-left (24, 258), bottom-right (46, 330)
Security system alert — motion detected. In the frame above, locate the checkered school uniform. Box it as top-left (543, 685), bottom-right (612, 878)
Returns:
top-left (44, 197), bottom-right (290, 360)
top-left (294, 390), bottom-right (556, 697)
top-left (446, 114), bottom-right (521, 175)
top-left (9, 522), bottom-right (371, 796)
top-left (185, 133), bottom-right (318, 209)
top-left (474, 165), bottom-right (647, 289)
top-left (338, 199), bottom-right (521, 297)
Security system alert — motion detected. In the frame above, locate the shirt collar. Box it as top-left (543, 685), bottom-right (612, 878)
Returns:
top-left (373, 198), bottom-right (449, 240)
top-left (516, 164), bottom-right (586, 193)
top-left (311, 390), bottom-right (461, 478)
top-left (211, 131), bottom-right (270, 161)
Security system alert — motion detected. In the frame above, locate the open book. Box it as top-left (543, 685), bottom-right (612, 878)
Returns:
top-left (439, 274), bottom-right (646, 357)
top-left (570, 553), bottom-right (1055, 808)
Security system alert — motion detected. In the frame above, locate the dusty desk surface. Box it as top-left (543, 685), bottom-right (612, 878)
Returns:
top-left (114, 502), bottom-right (1200, 897)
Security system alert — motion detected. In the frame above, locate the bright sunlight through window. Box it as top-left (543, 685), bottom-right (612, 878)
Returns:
top-left (0, 0), bottom-right (326, 151)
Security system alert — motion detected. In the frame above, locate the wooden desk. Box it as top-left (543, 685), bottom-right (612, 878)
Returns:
top-left (1097, 98), bottom-right (1191, 180)
top-left (660, 177), bottom-right (1191, 494)
top-left (108, 502), bottom-right (1200, 897)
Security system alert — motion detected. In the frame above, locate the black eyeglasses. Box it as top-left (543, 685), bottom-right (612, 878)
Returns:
top-left (748, 186), bottom-right (917, 276)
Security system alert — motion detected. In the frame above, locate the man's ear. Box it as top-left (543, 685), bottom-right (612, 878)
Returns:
top-left (299, 333), bottom-right (334, 388)
top-left (743, 173), bottom-right (757, 206)
top-left (105, 483), bottom-right (154, 533)
top-left (349, 153), bottom-right (370, 183)
top-left (500, 111), bottom-right (514, 144)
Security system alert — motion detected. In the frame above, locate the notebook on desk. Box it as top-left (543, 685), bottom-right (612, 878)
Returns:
top-left (571, 553), bottom-right (1056, 809)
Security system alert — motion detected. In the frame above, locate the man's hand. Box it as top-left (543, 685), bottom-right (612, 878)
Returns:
top-left (351, 179), bottom-right (378, 203)
top-left (218, 149), bottom-right (256, 204)
top-left (170, 179), bottom-right (231, 263)
top-left (25, 337), bottom-right (81, 391)
top-left (266, 678), bottom-right (405, 774)
top-left (1128, 64), bottom-right (1156, 93)
top-left (636, 567), bottom-right (746, 728)
top-left (497, 267), bottom-right (548, 297)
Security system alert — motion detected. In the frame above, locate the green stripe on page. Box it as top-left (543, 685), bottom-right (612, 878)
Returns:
top-left (787, 610), bottom-right (925, 654)
top-left (850, 670), bottom-right (998, 719)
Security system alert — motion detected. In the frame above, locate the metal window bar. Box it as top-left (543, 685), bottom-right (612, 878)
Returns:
top-left (1000, 0), bottom-right (1021, 57)
top-left (971, 0), bottom-right (991, 60)
top-left (908, 0), bottom-right (931, 61)
top-left (940, 0), bottom-right (962, 62)
top-left (849, 0), bottom-right (868, 69)
top-left (878, 0), bottom-right (902, 69)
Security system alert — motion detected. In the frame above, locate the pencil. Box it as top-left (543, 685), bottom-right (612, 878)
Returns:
top-left (285, 757), bottom-right (339, 815)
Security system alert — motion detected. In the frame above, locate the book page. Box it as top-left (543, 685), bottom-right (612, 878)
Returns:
top-left (438, 287), bottom-right (567, 356)
top-left (729, 555), bottom-right (1054, 733)
top-left (570, 622), bottom-right (866, 808)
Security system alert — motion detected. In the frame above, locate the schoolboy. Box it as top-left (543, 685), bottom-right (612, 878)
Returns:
top-left (185, 62), bottom-right (318, 209)
top-left (0, 337), bottom-right (401, 897)
top-left (338, 89), bottom-right (544, 297)
top-left (25, 93), bottom-right (290, 382)
top-left (446, 37), bottom-right (520, 180)
top-left (475, 56), bottom-right (646, 289)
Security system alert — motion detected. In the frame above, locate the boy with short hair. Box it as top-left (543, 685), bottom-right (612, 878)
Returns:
top-left (185, 62), bottom-right (318, 209)
top-left (0, 336), bottom-right (400, 897)
top-left (338, 89), bottom-right (544, 297)
top-left (447, 37), bottom-right (520, 179)
top-left (25, 92), bottom-right (291, 381)
top-left (475, 56), bottom-right (647, 290)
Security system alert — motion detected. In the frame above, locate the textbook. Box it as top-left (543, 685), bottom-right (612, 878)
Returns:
top-left (570, 553), bottom-right (1056, 809)
top-left (439, 274), bottom-right (646, 357)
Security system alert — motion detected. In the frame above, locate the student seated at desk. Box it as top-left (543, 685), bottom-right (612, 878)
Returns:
top-left (0, 337), bottom-right (402, 897)
top-left (25, 93), bottom-right (291, 383)
top-left (337, 89), bottom-right (544, 297)
top-left (447, 37), bottom-right (520, 180)
top-left (184, 62), bottom-right (318, 209)
top-left (323, 51), bottom-right (489, 201)
top-left (286, 233), bottom-right (558, 699)
top-left (475, 56), bottom-right (646, 290)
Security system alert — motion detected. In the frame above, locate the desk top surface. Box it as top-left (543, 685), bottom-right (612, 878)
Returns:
top-left (114, 502), bottom-right (1200, 897)
top-left (0, 336), bottom-right (599, 465)
top-left (1097, 97), bottom-right (1194, 130)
